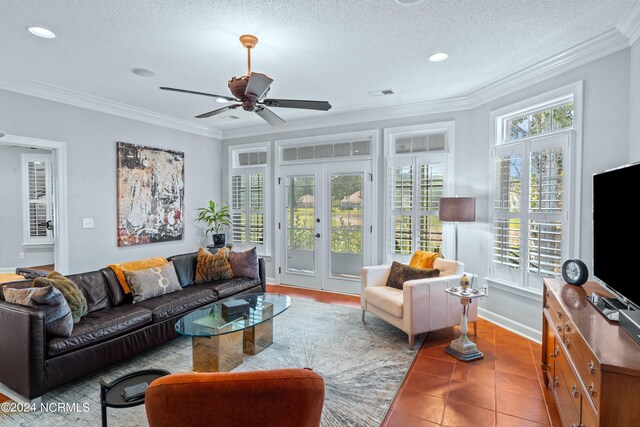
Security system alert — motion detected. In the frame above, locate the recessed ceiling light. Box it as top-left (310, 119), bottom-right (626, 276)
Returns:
top-left (395, 0), bottom-right (425, 5)
top-left (216, 97), bottom-right (229, 103)
top-left (131, 68), bottom-right (156, 77)
top-left (429, 52), bottom-right (449, 62)
top-left (27, 26), bottom-right (56, 39)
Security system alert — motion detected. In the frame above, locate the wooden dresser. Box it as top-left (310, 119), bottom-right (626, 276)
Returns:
top-left (542, 278), bottom-right (640, 426)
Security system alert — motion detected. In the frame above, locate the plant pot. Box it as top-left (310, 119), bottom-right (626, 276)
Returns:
top-left (212, 233), bottom-right (226, 247)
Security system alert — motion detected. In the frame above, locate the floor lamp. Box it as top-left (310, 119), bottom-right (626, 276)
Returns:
top-left (439, 197), bottom-right (476, 261)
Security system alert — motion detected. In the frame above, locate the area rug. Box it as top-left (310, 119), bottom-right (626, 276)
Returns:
top-left (0, 298), bottom-right (421, 427)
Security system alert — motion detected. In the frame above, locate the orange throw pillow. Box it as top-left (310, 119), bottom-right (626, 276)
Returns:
top-left (409, 251), bottom-right (443, 269)
top-left (195, 247), bottom-right (233, 283)
top-left (108, 257), bottom-right (168, 294)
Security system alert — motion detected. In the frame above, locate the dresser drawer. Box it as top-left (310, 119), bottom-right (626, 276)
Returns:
top-left (556, 344), bottom-right (581, 420)
top-left (581, 400), bottom-right (599, 427)
top-left (564, 317), bottom-right (601, 413)
top-left (544, 288), bottom-right (565, 339)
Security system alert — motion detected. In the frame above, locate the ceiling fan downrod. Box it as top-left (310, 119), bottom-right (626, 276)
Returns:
top-left (239, 34), bottom-right (259, 75)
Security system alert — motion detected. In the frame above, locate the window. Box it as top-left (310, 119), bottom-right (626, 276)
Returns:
top-left (491, 96), bottom-right (574, 291)
top-left (385, 126), bottom-right (450, 262)
top-left (229, 145), bottom-right (269, 253)
top-left (22, 153), bottom-right (54, 245)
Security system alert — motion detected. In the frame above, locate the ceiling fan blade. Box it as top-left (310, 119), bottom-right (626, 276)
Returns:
top-left (261, 98), bottom-right (332, 111)
top-left (245, 72), bottom-right (273, 99)
top-left (255, 107), bottom-right (285, 126)
top-left (160, 87), bottom-right (237, 102)
top-left (195, 104), bottom-right (241, 119)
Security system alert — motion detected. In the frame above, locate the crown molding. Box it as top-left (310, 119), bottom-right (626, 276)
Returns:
top-left (466, 29), bottom-right (630, 108)
top-left (0, 73), bottom-right (222, 139)
top-left (222, 95), bottom-right (470, 141)
top-left (618, 1), bottom-right (640, 45)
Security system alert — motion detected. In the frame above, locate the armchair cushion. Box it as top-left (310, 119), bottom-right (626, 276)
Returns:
top-left (385, 261), bottom-right (439, 290)
top-left (363, 286), bottom-right (403, 317)
top-left (433, 258), bottom-right (461, 276)
top-left (409, 251), bottom-right (442, 269)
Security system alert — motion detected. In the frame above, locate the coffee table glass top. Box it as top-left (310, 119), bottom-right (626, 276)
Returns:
top-left (175, 293), bottom-right (291, 337)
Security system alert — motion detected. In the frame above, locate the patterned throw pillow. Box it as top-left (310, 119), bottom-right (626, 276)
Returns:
top-left (385, 261), bottom-right (440, 290)
top-left (195, 247), bottom-right (233, 283)
top-left (124, 262), bottom-right (183, 303)
top-left (34, 271), bottom-right (88, 323)
top-left (228, 247), bottom-right (259, 279)
top-left (3, 285), bottom-right (74, 337)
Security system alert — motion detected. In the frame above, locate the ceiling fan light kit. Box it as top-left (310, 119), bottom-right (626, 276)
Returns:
top-left (160, 34), bottom-right (331, 126)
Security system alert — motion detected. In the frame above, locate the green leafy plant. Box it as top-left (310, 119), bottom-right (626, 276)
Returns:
top-left (195, 201), bottom-right (231, 236)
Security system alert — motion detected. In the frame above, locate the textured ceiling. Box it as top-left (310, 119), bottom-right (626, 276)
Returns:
top-left (0, 0), bottom-right (636, 130)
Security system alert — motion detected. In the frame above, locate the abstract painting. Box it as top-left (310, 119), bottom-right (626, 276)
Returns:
top-left (117, 142), bottom-right (184, 246)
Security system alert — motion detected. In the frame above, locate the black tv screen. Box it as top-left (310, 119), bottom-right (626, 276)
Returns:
top-left (593, 163), bottom-right (640, 308)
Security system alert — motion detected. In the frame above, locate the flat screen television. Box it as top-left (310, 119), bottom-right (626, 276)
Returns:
top-left (593, 162), bottom-right (640, 309)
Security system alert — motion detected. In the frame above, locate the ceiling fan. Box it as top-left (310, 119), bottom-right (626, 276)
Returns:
top-left (160, 34), bottom-right (331, 126)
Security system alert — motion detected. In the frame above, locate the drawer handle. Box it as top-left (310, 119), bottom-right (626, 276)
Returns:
top-left (588, 383), bottom-right (597, 397)
top-left (570, 424), bottom-right (584, 427)
top-left (571, 384), bottom-right (578, 398)
top-left (553, 376), bottom-right (559, 387)
top-left (556, 324), bottom-right (562, 332)
top-left (565, 337), bottom-right (570, 347)
top-left (557, 310), bottom-right (563, 318)
top-left (565, 324), bottom-right (571, 333)
top-left (546, 291), bottom-right (550, 297)
top-left (588, 360), bottom-right (596, 375)
top-left (545, 303), bottom-right (550, 309)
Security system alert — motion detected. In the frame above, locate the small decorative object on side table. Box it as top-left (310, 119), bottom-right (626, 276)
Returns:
top-left (99, 369), bottom-right (170, 427)
top-left (444, 284), bottom-right (485, 361)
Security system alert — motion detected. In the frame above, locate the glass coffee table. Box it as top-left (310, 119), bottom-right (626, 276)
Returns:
top-left (175, 293), bottom-right (291, 372)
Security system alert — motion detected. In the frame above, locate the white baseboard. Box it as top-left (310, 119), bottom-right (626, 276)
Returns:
top-left (266, 277), bottom-right (277, 285)
top-left (479, 307), bottom-right (542, 344)
top-left (0, 267), bottom-right (17, 274)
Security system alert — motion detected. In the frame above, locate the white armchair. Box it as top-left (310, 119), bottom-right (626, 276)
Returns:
top-left (361, 258), bottom-right (478, 349)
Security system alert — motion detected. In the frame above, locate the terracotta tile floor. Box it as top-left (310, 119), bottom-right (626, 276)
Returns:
top-left (0, 284), bottom-right (560, 427)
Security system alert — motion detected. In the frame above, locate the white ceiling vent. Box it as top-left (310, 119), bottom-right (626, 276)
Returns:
top-left (368, 89), bottom-right (394, 97)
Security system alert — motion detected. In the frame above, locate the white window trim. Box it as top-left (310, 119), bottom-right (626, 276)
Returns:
top-left (488, 82), bottom-right (583, 291)
top-left (383, 121), bottom-right (455, 263)
top-left (22, 153), bottom-right (55, 246)
top-left (227, 142), bottom-right (271, 256)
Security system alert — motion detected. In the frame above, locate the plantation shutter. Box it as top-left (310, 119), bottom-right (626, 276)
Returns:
top-left (23, 154), bottom-right (54, 244)
top-left (230, 171), bottom-right (265, 247)
top-left (249, 172), bottom-right (264, 245)
top-left (492, 152), bottom-right (522, 271)
top-left (230, 174), bottom-right (247, 242)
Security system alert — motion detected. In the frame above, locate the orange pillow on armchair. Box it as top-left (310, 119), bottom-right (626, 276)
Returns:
top-left (409, 251), bottom-right (443, 269)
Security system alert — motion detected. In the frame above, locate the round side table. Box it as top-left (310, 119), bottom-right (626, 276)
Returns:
top-left (99, 369), bottom-right (170, 427)
top-left (444, 286), bottom-right (486, 361)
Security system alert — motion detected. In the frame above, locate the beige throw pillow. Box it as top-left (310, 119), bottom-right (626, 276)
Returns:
top-left (124, 262), bottom-right (183, 303)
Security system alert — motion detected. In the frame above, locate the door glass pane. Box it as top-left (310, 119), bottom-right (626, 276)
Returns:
top-left (330, 173), bottom-right (363, 279)
top-left (286, 175), bottom-right (315, 274)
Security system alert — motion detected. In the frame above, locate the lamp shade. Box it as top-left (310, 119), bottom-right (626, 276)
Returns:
top-left (439, 197), bottom-right (476, 222)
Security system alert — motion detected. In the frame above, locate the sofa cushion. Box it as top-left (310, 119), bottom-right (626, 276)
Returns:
top-left (67, 270), bottom-right (112, 313)
top-left (108, 257), bottom-right (169, 294)
top-left (385, 261), bottom-right (439, 290)
top-left (101, 267), bottom-right (128, 306)
top-left (136, 287), bottom-right (217, 322)
top-left (364, 286), bottom-right (404, 318)
top-left (47, 305), bottom-right (152, 357)
top-left (167, 252), bottom-right (198, 287)
top-left (195, 247), bottom-right (233, 283)
top-left (34, 271), bottom-right (88, 323)
top-left (199, 277), bottom-right (261, 299)
top-left (228, 248), bottom-right (259, 279)
top-left (4, 286), bottom-right (74, 337)
top-left (125, 262), bottom-right (183, 304)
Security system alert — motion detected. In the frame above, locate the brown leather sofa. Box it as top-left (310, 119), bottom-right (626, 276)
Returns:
top-left (0, 251), bottom-right (266, 400)
top-left (145, 369), bottom-right (325, 427)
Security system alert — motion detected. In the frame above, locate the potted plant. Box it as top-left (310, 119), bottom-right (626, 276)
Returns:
top-left (195, 200), bottom-right (232, 246)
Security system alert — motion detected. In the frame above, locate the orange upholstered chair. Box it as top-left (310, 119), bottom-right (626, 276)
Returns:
top-left (145, 368), bottom-right (325, 427)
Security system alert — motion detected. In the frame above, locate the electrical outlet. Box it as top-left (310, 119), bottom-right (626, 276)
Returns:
top-left (19, 252), bottom-right (25, 260)
top-left (82, 218), bottom-right (95, 229)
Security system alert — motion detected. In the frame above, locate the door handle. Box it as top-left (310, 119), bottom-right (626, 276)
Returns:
top-left (38, 220), bottom-right (54, 231)
top-left (314, 233), bottom-right (321, 238)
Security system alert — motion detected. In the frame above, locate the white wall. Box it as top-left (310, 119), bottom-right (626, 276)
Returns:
top-left (222, 48), bottom-right (632, 341)
top-left (0, 146), bottom-right (55, 270)
top-left (630, 39), bottom-right (640, 163)
top-left (0, 89), bottom-right (221, 274)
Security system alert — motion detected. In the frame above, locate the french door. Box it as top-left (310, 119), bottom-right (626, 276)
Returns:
top-left (278, 161), bottom-right (372, 294)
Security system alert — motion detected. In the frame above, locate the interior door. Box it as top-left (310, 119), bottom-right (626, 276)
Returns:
top-left (278, 161), bottom-right (371, 294)
top-left (279, 165), bottom-right (322, 289)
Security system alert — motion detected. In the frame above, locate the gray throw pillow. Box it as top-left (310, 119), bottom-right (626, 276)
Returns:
top-left (228, 247), bottom-right (259, 279)
top-left (33, 271), bottom-right (88, 323)
top-left (3, 285), bottom-right (74, 337)
top-left (124, 261), bottom-right (182, 303)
